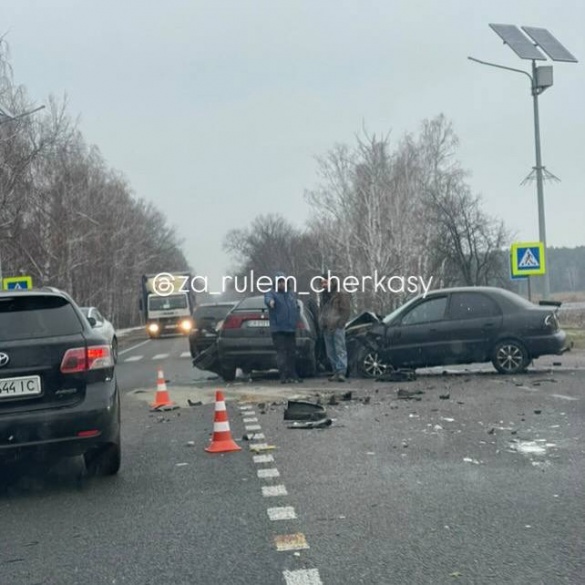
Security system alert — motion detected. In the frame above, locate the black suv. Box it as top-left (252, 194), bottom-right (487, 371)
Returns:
top-left (0, 288), bottom-right (121, 475)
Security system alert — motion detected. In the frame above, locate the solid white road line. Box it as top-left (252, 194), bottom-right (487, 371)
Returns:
top-left (253, 454), bottom-right (274, 464)
top-left (245, 424), bottom-right (262, 431)
top-left (283, 569), bottom-right (323, 585)
top-left (257, 468), bottom-right (280, 479)
top-left (262, 485), bottom-right (288, 497)
top-left (118, 339), bottom-right (150, 356)
top-left (152, 353), bottom-right (169, 360)
top-left (267, 506), bottom-right (297, 521)
top-left (124, 355), bottom-right (143, 362)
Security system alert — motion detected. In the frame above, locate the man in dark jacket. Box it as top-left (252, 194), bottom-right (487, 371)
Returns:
top-left (264, 272), bottom-right (303, 383)
top-left (319, 274), bottom-right (351, 382)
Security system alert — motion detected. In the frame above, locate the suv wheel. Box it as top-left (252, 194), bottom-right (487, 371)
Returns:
top-left (220, 366), bottom-right (237, 382)
top-left (491, 340), bottom-right (529, 374)
top-left (85, 440), bottom-right (121, 476)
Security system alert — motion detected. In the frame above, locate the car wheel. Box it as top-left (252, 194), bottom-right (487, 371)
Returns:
top-left (220, 366), bottom-right (237, 382)
top-left (84, 441), bottom-right (121, 476)
top-left (357, 348), bottom-right (391, 378)
top-left (111, 337), bottom-right (118, 363)
top-left (491, 340), bottom-right (530, 375)
top-left (298, 353), bottom-right (317, 378)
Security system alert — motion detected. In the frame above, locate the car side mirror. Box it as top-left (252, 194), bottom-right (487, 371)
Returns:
top-left (87, 316), bottom-right (97, 327)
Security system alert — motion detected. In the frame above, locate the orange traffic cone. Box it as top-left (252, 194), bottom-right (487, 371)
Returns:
top-left (150, 368), bottom-right (177, 410)
top-left (205, 390), bottom-right (241, 453)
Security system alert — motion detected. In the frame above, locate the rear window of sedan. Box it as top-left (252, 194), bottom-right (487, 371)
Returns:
top-left (0, 295), bottom-right (83, 341)
top-left (195, 305), bottom-right (235, 320)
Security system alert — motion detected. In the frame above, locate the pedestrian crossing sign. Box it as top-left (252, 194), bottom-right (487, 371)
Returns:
top-left (510, 242), bottom-right (546, 276)
top-left (2, 276), bottom-right (33, 290)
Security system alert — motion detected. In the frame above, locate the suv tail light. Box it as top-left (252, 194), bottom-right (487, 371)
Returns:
top-left (60, 345), bottom-right (114, 373)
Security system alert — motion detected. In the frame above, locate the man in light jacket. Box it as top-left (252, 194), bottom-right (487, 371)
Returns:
top-left (319, 274), bottom-right (351, 382)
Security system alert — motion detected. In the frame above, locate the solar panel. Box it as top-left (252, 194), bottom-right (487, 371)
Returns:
top-left (489, 24), bottom-right (546, 61)
top-left (521, 27), bottom-right (578, 63)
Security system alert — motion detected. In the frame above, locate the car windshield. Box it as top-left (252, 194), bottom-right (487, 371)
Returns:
top-left (148, 294), bottom-right (188, 311)
top-left (382, 295), bottom-right (421, 324)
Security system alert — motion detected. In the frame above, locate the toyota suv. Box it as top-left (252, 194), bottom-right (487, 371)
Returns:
top-left (0, 288), bottom-right (121, 476)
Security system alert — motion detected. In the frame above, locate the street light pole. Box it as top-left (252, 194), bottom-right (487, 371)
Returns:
top-left (468, 56), bottom-right (552, 299)
top-left (531, 61), bottom-right (550, 299)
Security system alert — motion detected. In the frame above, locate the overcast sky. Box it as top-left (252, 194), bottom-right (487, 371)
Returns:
top-left (3, 1), bottom-right (584, 288)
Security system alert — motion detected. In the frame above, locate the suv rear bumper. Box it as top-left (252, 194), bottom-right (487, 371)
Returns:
top-left (0, 377), bottom-right (120, 462)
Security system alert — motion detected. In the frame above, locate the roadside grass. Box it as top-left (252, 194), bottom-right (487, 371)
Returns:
top-left (565, 327), bottom-right (585, 350)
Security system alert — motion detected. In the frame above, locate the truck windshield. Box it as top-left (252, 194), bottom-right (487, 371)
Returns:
top-left (148, 294), bottom-right (188, 311)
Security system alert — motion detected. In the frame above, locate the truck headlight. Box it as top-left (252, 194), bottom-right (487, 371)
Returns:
top-left (148, 323), bottom-right (159, 333)
top-left (180, 319), bottom-right (193, 332)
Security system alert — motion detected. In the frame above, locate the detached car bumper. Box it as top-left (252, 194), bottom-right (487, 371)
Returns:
top-left (0, 378), bottom-right (120, 462)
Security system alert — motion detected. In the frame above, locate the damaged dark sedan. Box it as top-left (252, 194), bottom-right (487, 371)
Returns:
top-left (347, 286), bottom-right (570, 377)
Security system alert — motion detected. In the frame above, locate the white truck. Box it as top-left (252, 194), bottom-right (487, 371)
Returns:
top-left (139, 272), bottom-right (195, 338)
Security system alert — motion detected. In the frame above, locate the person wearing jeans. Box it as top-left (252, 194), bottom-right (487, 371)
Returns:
top-left (319, 275), bottom-right (351, 382)
top-left (264, 272), bottom-right (303, 383)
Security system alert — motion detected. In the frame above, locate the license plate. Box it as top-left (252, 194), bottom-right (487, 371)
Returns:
top-left (0, 375), bottom-right (42, 399)
top-left (246, 320), bottom-right (270, 327)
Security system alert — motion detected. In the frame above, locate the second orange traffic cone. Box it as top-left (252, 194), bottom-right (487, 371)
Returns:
top-left (150, 368), bottom-right (177, 409)
top-left (205, 390), bottom-right (241, 453)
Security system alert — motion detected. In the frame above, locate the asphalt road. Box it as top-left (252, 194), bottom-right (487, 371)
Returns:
top-left (1, 333), bottom-right (584, 585)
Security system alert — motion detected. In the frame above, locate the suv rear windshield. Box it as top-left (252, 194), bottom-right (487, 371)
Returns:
top-left (195, 305), bottom-right (235, 320)
top-left (0, 295), bottom-right (83, 341)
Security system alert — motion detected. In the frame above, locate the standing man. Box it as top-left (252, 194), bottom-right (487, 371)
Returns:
top-left (319, 274), bottom-right (351, 382)
top-left (264, 272), bottom-right (303, 384)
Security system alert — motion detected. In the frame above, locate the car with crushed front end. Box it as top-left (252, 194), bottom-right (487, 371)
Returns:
top-left (347, 286), bottom-right (570, 377)
top-left (0, 287), bottom-right (120, 476)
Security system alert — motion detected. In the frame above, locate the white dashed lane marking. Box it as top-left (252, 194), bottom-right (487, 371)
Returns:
top-left (239, 406), bottom-right (322, 584)
top-left (152, 353), bottom-right (169, 360)
top-left (124, 355), bottom-right (143, 362)
top-left (267, 506), bottom-right (297, 521)
top-left (257, 468), bottom-right (280, 479)
top-left (274, 533), bottom-right (309, 552)
top-left (262, 485), bottom-right (288, 497)
top-left (253, 454), bottom-right (274, 464)
top-left (180, 351), bottom-right (191, 358)
top-left (551, 394), bottom-right (579, 401)
top-left (283, 569), bottom-right (323, 585)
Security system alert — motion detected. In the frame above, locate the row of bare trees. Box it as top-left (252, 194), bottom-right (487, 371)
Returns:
top-left (0, 40), bottom-right (188, 326)
top-left (224, 115), bottom-right (510, 314)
